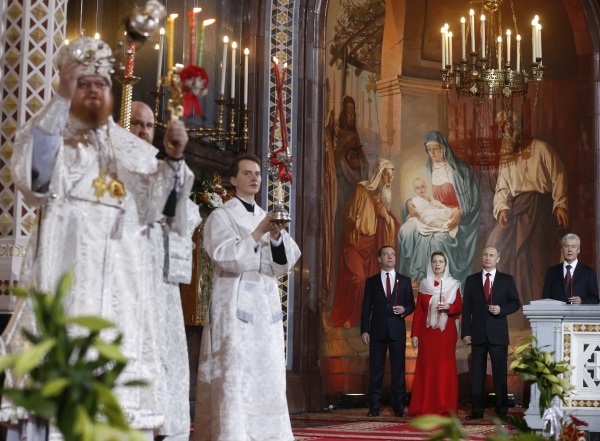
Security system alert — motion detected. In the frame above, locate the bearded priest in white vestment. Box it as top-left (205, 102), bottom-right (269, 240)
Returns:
top-left (0, 37), bottom-right (194, 434)
top-left (194, 154), bottom-right (301, 441)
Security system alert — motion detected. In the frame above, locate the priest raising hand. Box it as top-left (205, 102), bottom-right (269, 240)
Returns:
top-left (163, 119), bottom-right (188, 159)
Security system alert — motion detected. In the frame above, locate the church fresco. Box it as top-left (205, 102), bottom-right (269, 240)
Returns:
top-left (321, 0), bottom-right (592, 401)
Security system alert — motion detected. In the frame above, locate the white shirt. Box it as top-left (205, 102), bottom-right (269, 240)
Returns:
top-left (482, 268), bottom-right (497, 286)
top-left (563, 259), bottom-right (578, 277)
top-left (381, 269), bottom-right (396, 294)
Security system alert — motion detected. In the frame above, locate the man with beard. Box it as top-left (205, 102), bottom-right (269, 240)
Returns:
top-left (487, 109), bottom-right (568, 308)
top-left (1, 37), bottom-right (195, 436)
top-left (129, 101), bottom-right (200, 441)
top-left (331, 159), bottom-right (401, 328)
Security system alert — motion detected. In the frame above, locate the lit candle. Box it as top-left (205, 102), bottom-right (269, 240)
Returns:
top-left (448, 32), bottom-right (453, 69)
top-left (244, 48), bottom-right (249, 105)
top-left (460, 17), bottom-right (466, 59)
top-left (156, 28), bottom-right (165, 86)
top-left (167, 14), bottom-right (178, 74)
top-left (188, 8), bottom-right (201, 65)
top-left (221, 36), bottom-right (229, 96)
top-left (94, 32), bottom-right (100, 40)
top-left (497, 36), bottom-right (502, 69)
top-left (532, 18), bottom-right (538, 62)
top-left (124, 42), bottom-right (136, 77)
top-left (197, 19), bottom-right (215, 66)
top-left (441, 28), bottom-right (446, 68)
top-left (481, 15), bottom-right (486, 58)
top-left (537, 24), bottom-right (542, 61)
top-left (506, 29), bottom-right (511, 66)
top-left (516, 34), bottom-right (521, 71)
top-left (231, 41), bottom-right (237, 99)
top-left (469, 10), bottom-right (475, 52)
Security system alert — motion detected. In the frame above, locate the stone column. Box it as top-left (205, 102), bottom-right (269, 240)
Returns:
top-left (0, 0), bottom-right (68, 310)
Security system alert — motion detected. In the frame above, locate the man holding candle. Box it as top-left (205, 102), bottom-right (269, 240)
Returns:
top-left (360, 245), bottom-right (415, 417)
top-left (542, 234), bottom-right (599, 305)
top-left (462, 246), bottom-right (521, 420)
top-left (0, 37), bottom-right (195, 435)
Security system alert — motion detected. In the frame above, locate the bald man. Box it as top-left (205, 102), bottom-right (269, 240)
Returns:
top-left (461, 247), bottom-right (521, 420)
top-left (129, 100), bottom-right (198, 441)
top-left (130, 101), bottom-right (155, 143)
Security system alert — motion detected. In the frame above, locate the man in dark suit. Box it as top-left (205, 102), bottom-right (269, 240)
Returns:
top-left (462, 246), bottom-right (521, 419)
top-left (361, 245), bottom-right (415, 417)
top-left (542, 234), bottom-right (599, 305)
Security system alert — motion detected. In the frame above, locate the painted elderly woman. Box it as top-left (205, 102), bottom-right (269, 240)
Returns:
top-left (398, 131), bottom-right (481, 285)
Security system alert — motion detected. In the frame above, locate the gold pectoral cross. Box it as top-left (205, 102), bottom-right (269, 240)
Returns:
top-left (92, 172), bottom-right (109, 202)
top-left (92, 172), bottom-right (126, 204)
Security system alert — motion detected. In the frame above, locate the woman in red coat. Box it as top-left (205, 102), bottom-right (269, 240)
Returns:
top-left (408, 250), bottom-right (463, 416)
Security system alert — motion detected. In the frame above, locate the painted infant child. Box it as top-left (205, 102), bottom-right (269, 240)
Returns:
top-left (407, 177), bottom-right (458, 238)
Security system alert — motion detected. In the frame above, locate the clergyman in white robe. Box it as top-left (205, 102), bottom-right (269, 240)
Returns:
top-left (194, 197), bottom-right (301, 441)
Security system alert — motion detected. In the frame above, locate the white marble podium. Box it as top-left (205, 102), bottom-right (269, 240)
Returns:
top-left (523, 299), bottom-right (600, 431)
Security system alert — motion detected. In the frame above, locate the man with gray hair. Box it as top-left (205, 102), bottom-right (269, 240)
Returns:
top-left (331, 158), bottom-right (400, 328)
top-left (487, 108), bottom-right (569, 306)
top-left (542, 234), bottom-right (599, 305)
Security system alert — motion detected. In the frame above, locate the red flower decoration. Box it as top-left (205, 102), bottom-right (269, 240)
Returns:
top-left (179, 65), bottom-right (209, 117)
top-left (570, 416), bottom-right (588, 427)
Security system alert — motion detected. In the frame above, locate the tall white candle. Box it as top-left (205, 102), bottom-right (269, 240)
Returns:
top-left (448, 32), bottom-right (453, 68)
top-left (506, 29), bottom-right (511, 66)
top-left (156, 28), bottom-right (165, 86)
top-left (441, 28), bottom-right (446, 68)
top-left (221, 36), bottom-right (229, 96)
top-left (470, 10), bottom-right (475, 52)
top-left (516, 34), bottom-right (521, 71)
top-left (497, 36), bottom-right (502, 69)
top-left (231, 42), bottom-right (237, 99)
top-left (460, 17), bottom-right (466, 59)
top-left (532, 19), bottom-right (537, 62)
top-left (244, 48), bottom-right (249, 105)
top-left (537, 24), bottom-right (542, 60)
top-left (481, 15), bottom-right (486, 58)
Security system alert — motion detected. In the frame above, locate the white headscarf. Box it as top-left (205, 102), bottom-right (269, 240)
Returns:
top-left (418, 254), bottom-right (461, 331)
top-left (360, 158), bottom-right (394, 192)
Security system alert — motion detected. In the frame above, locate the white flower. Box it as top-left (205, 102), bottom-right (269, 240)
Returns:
top-left (209, 192), bottom-right (223, 208)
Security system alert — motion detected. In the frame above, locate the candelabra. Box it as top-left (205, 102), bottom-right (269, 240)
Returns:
top-left (151, 86), bottom-right (250, 150)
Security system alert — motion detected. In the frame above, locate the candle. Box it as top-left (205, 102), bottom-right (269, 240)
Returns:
top-left (197, 19), bottom-right (215, 66)
top-left (460, 17), bottom-right (466, 59)
top-left (167, 14), bottom-right (177, 74)
top-left (188, 8), bottom-right (201, 65)
top-left (537, 24), bottom-right (542, 61)
top-left (440, 279), bottom-right (443, 305)
top-left (448, 32), bottom-right (453, 69)
top-left (506, 29), bottom-right (511, 66)
top-left (221, 36), bottom-right (229, 96)
top-left (441, 28), bottom-right (446, 68)
top-left (231, 42), bottom-right (237, 99)
top-left (497, 36), bottom-right (502, 69)
top-left (469, 10), bottom-right (475, 53)
top-left (481, 15), bottom-right (486, 58)
top-left (516, 34), bottom-right (521, 71)
top-left (394, 279), bottom-right (399, 306)
top-left (156, 28), bottom-right (165, 86)
top-left (124, 42), bottom-right (136, 77)
top-left (244, 48), bottom-right (249, 105)
top-left (532, 18), bottom-right (537, 62)
top-left (281, 62), bottom-right (289, 153)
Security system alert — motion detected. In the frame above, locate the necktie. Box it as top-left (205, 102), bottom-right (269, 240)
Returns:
top-left (484, 273), bottom-right (491, 301)
top-left (565, 265), bottom-right (572, 295)
top-left (386, 273), bottom-right (391, 302)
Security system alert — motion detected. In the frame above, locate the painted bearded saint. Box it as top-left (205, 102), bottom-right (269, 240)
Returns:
top-left (331, 159), bottom-right (400, 328)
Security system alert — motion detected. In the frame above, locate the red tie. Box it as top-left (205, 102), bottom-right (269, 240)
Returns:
top-left (386, 273), bottom-right (392, 302)
top-left (484, 273), bottom-right (491, 301)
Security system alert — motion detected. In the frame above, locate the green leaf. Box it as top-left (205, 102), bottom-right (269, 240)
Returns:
top-left (94, 382), bottom-right (128, 428)
top-left (409, 415), bottom-right (451, 431)
top-left (41, 377), bottom-right (72, 398)
top-left (122, 380), bottom-right (148, 387)
top-left (56, 271), bottom-right (74, 303)
top-left (64, 316), bottom-right (115, 332)
top-left (93, 341), bottom-right (128, 364)
top-left (13, 338), bottom-right (56, 375)
top-left (0, 355), bottom-right (17, 373)
top-left (8, 286), bottom-right (29, 297)
top-left (73, 405), bottom-right (95, 441)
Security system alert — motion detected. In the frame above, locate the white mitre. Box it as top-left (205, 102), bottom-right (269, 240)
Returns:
top-left (55, 36), bottom-right (115, 86)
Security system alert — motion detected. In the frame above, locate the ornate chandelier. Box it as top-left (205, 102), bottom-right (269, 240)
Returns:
top-left (440, 0), bottom-right (543, 98)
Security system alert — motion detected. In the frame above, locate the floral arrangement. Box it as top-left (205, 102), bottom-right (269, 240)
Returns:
top-left (0, 272), bottom-right (146, 441)
top-left (190, 172), bottom-right (235, 217)
top-left (180, 64), bottom-right (209, 117)
top-left (560, 414), bottom-right (588, 441)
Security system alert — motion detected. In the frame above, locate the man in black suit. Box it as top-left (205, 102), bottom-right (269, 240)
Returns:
top-left (360, 245), bottom-right (415, 417)
top-left (542, 234), bottom-right (600, 305)
top-left (462, 246), bottom-right (521, 419)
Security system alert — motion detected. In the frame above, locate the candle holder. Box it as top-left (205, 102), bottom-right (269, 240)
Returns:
top-left (150, 85), bottom-right (166, 129)
top-left (441, 68), bottom-right (453, 90)
top-left (115, 75), bottom-right (140, 131)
